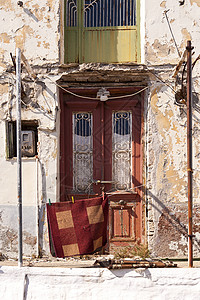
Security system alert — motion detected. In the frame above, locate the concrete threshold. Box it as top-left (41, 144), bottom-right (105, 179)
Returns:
top-left (1, 256), bottom-right (200, 268)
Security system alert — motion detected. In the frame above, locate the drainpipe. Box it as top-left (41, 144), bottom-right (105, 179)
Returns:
top-left (146, 90), bottom-right (150, 247)
top-left (16, 48), bottom-right (23, 267)
top-left (186, 40), bottom-right (193, 268)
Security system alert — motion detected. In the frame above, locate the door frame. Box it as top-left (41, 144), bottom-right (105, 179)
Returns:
top-left (59, 86), bottom-right (144, 241)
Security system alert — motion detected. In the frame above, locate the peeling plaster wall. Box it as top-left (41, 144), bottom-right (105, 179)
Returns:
top-left (0, 0), bottom-right (60, 73)
top-left (0, 74), bottom-right (59, 257)
top-left (0, 1), bottom-right (60, 258)
top-left (145, 1), bottom-right (200, 257)
top-left (145, 0), bottom-right (200, 65)
top-left (0, 0), bottom-right (200, 259)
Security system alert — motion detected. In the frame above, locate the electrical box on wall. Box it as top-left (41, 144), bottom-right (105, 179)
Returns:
top-left (6, 120), bottom-right (38, 159)
top-left (21, 131), bottom-right (36, 157)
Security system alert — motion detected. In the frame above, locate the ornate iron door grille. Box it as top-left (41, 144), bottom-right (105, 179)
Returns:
top-left (112, 111), bottom-right (132, 190)
top-left (73, 112), bottom-right (93, 193)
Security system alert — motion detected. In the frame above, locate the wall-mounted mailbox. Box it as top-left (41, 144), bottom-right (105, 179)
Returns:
top-left (21, 131), bottom-right (36, 157)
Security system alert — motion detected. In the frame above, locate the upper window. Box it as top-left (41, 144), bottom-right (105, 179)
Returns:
top-left (64, 0), bottom-right (140, 63)
top-left (66, 0), bottom-right (136, 27)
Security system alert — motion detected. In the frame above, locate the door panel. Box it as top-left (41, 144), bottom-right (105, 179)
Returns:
top-left (60, 88), bottom-right (142, 251)
top-left (83, 27), bottom-right (138, 63)
top-left (110, 194), bottom-right (137, 240)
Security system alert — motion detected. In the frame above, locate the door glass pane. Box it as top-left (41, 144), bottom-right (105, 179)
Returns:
top-left (84, 0), bottom-right (136, 27)
top-left (112, 111), bottom-right (132, 190)
top-left (73, 113), bottom-right (93, 193)
top-left (66, 0), bottom-right (77, 27)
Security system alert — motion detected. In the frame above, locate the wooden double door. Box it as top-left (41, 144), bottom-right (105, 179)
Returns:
top-left (60, 87), bottom-right (143, 251)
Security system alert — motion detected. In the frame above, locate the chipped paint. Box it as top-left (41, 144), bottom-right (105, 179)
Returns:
top-left (0, 0), bottom-right (13, 11)
top-left (160, 1), bottom-right (166, 8)
top-left (43, 41), bottom-right (50, 49)
top-left (0, 84), bottom-right (9, 95)
top-left (15, 25), bottom-right (34, 50)
top-left (0, 33), bottom-right (10, 44)
top-left (190, 0), bottom-right (200, 7)
top-left (180, 28), bottom-right (192, 48)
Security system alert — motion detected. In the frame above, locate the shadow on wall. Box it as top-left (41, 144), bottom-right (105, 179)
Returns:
top-left (147, 189), bottom-right (200, 257)
top-left (135, 176), bottom-right (200, 258)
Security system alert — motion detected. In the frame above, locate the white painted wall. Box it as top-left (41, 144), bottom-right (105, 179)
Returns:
top-left (1, 267), bottom-right (200, 300)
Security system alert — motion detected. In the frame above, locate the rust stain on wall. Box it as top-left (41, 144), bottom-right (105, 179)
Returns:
top-left (146, 42), bottom-right (157, 62)
top-left (0, 0), bottom-right (13, 11)
top-left (0, 47), bottom-right (7, 68)
top-left (167, 110), bottom-right (173, 118)
top-left (146, 39), bottom-right (176, 62)
top-left (15, 25), bottom-right (34, 50)
top-left (156, 206), bottom-right (200, 257)
top-left (4, 228), bottom-right (18, 252)
top-left (45, 17), bottom-right (52, 28)
top-left (48, 0), bottom-right (54, 6)
top-left (43, 41), bottom-right (50, 49)
top-left (52, 139), bottom-right (58, 159)
top-left (151, 88), bottom-right (170, 134)
top-left (156, 152), bottom-right (166, 190)
top-left (0, 84), bottom-right (9, 94)
top-left (151, 106), bottom-right (170, 137)
top-left (181, 28), bottom-right (192, 48)
top-left (36, 34), bottom-right (42, 47)
top-left (152, 39), bottom-right (169, 58)
top-left (165, 165), bottom-right (184, 196)
top-left (151, 87), bottom-right (161, 108)
top-left (24, 231), bottom-right (37, 247)
top-left (0, 33), bottom-right (10, 44)
top-left (190, 0), bottom-right (200, 7)
top-left (156, 112), bottom-right (171, 134)
top-left (171, 123), bottom-right (182, 144)
top-left (32, 4), bottom-right (44, 21)
top-left (156, 208), bottom-right (188, 257)
top-left (160, 1), bottom-right (166, 8)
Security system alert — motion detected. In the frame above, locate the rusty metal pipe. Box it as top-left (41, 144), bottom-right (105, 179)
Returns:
top-left (16, 48), bottom-right (23, 267)
top-left (101, 102), bottom-right (105, 182)
top-left (187, 40), bottom-right (193, 268)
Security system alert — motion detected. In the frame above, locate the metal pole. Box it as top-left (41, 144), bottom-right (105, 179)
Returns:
top-left (16, 48), bottom-right (23, 267)
top-left (186, 40), bottom-right (193, 268)
top-left (164, 10), bottom-right (181, 58)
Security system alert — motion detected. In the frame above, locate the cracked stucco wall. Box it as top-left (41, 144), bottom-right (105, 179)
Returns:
top-left (0, 74), bottom-right (59, 257)
top-left (0, 0), bottom-right (60, 72)
top-left (0, 0), bottom-right (61, 257)
top-left (0, 0), bottom-right (200, 258)
top-left (144, 0), bottom-right (200, 257)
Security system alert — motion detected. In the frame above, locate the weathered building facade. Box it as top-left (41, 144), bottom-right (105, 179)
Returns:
top-left (0, 0), bottom-right (200, 259)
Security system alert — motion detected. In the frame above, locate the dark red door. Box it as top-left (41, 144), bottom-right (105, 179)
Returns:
top-left (60, 87), bottom-right (143, 251)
